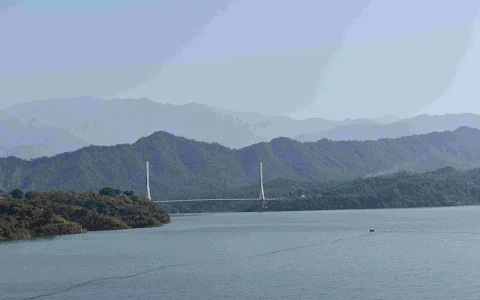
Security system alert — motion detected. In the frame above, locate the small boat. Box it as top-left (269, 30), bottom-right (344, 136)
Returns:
top-left (369, 228), bottom-right (375, 232)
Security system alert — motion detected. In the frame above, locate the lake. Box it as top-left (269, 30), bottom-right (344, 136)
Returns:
top-left (2, 206), bottom-right (480, 300)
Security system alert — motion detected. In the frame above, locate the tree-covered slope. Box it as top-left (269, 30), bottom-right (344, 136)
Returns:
top-left (163, 166), bottom-right (480, 213)
top-left (0, 190), bottom-right (170, 241)
top-left (1, 127), bottom-right (480, 200)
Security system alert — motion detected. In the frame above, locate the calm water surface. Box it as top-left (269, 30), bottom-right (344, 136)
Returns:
top-left (2, 207), bottom-right (480, 300)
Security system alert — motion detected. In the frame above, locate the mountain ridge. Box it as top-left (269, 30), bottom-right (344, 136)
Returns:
top-left (3, 96), bottom-right (480, 160)
top-left (1, 126), bottom-right (480, 200)
top-left (296, 113), bottom-right (480, 142)
top-left (0, 96), bottom-right (373, 155)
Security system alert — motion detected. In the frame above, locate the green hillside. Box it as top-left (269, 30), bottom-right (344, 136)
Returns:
top-left (164, 166), bottom-right (480, 213)
top-left (0, 190), bottom-right (170, 241)
top-left (1, 127), bottom-right (480, 200)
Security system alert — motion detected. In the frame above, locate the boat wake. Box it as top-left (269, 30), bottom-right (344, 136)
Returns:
top-left (22, 263), bottom-right (192, 300)
top-left (250, 233), bottom-right (370, 258)
top-left (22, 233), bottom-right (371, 299)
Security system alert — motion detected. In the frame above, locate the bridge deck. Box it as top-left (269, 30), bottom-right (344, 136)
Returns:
top-left (154, 198), bottom-right (282, 203)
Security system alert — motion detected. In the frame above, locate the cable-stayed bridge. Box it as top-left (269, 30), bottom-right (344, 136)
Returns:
top-left (145, 161), bottom-right (272, 208)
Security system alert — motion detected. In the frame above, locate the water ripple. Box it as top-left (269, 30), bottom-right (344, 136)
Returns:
top-left (22, 263), bottom-right (192, 300)
top-left (22, 233), bottom-right (371, 299)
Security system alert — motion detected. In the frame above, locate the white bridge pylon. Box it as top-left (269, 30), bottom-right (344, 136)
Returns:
top-left (259, 162), bottom-right (266, 208)
top-left (146, 161), bottom-right (151, 200)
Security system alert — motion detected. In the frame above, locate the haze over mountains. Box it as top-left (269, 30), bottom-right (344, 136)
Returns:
top-left (295, 113), bottom-right (480, 142)
top-left (0, 96), bottom-right (383, 158)
top-left (0, 117), bottom-right (89, 159)
top-left (1, 126), bottom-right (480, 200)
top-left (2, 96), bottom-right (480, 160)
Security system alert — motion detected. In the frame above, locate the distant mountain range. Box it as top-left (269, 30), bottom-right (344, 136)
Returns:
top-left (0, 117), bottom-right (89, 159)
top-left (295, 113), bottom-right (480, 142)
top-left (1, 126), bottom-right (480, 200)
top-left (0, 96), bottom-right (386, 158)
top-left (2, 96), bottom-right (480, 159)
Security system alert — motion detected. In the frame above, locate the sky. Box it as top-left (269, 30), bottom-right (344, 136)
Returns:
top-left (1, 0), bottom-right (480, 120)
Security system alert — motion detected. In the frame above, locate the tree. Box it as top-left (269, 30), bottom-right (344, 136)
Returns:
top-left (11, 189), bottom-right (24, 199)
top-left (25, 191), bottom-right (33, 200)
top-left (99, 187), bottom-right (121, 197)
top-left (41, 208), bottom-right (54, 225)
top-left (123, 191), bottom-right (134, 196)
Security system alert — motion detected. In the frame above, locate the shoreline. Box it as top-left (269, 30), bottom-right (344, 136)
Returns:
top-left (0, 191), bottom-right (171, 242)
top-left (0, 222), bottom-right (170, 243)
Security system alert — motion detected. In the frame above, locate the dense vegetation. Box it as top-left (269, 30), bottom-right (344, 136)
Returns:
top-left (163, 167), bottom-right (480, 213)
top-left (0, 188), bottom-right (170, 242)
top-left (1, 126), bottom-right (480, 200)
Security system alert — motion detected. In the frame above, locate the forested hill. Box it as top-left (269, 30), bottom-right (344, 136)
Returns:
top-left (1, 126), bottom-right (480, 200)
top-left (0, 190), bottom-right (170, 241)
top-left (164, 166), bottom-right (480, 213)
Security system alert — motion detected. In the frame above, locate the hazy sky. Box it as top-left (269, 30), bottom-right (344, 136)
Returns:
top-left (1, 0), bottom-right (480, 120)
